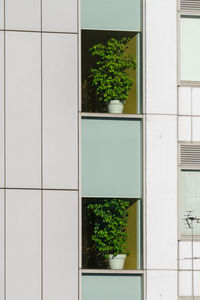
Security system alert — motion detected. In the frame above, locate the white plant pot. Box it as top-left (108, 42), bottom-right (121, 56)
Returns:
top-left (108, 100), bottom-right (124, 114)
top-left (108, 254), bottom-right (126, 270)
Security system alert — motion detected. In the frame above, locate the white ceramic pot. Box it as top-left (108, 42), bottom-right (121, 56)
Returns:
top-left (108, 254), bottom-right (126, 270)
top-left (108, 100), bottom-right (124, 114)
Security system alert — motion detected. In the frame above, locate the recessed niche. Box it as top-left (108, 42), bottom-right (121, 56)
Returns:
top-left (81, 30), bottom-right (142, 114)
top-left (82, 198), bottom-right (143, 270)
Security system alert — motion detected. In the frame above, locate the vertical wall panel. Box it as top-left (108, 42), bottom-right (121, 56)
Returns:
top-left (0, 32), bottom-right (4, 187)
top-left (42, 0), bottom-right (77, 32)
top-left (6, 190), bottom-right (41, 300)
top-left (0, 190), bottom-right (4, 300)
top-left (192, 88), bottom-right (200, 115)
top-left (0, 0), bottom-right (3, 29)
top-left (194, 272), bottom-right (200, 295)
top-left (43, 191), bottom-right (78, 300)
top-left (179, 87), bottom-right (191, 115)
top-left (5, 0), bottom-right (40, 31)
top-left (147, 271), bottom-right (177, 300)
top-left (6, 32), bottom-right (41, 188)
top-left (194, 242), bottom-right (200, 270)
top-left (179, 271), bottom-right (192, 296)
top-left (192, 117), bottom-right (200, 141)
top-left (146, 115), bottom-right (177, 269)
top-left (43, 34), bottom-right (78, 189)
top-left (146, 0), bottom-right (177, 114)
top-left (178, 116), bottom-right (191, 141)
top-left (179, 241), bottom-right (192, 270)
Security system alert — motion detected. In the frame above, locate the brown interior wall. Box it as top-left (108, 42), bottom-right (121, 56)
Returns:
top-left (124, 200), bottom-right (138, 269)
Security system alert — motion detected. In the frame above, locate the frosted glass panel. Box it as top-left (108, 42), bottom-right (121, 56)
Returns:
top-left (82, 118), bottom-right (142, 198)
top-left (181, 170), bottom-right (200, 235)
top-left (81, 0), bottom-right (142, 31)
top-left (82, 274), bottom-right (142, 300)
top-left (181, 17), bottom-right (200, 81)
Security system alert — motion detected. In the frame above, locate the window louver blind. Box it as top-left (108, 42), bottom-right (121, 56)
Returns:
top-left (180, 0), bottom-right (200, 11)
top-left (180, 144), bottom-right (200, 166)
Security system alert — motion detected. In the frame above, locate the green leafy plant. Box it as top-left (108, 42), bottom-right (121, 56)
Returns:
top-left (87, 198), bottom-right (129, 258)
top-left (89, 37), bottom-right (136, 103)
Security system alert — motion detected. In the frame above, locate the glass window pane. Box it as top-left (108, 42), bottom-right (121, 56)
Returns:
top-left (81, 0), bottom-right (142, 31)
top-left (82, 274), bottom-right (143, 300)
top-left (81, 118), bottom-right (142, 198)
top-left (180, 170), bottom-right (200, 235)
top-left (181, 16), bottom-right (200, 81)
top-left (82, 198), bottom-right (143, 270)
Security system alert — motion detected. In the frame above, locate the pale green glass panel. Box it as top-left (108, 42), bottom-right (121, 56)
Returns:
top-left (181, 17), bottom-right (200, 81)
top-left (81, 0), bottom-right (142, 31)
top-left (181, 170), bottom-right (200, 235)
top-left (82, 275), bottom-right (142, 300)
top-left (82, 118), bottom-right (142, 198)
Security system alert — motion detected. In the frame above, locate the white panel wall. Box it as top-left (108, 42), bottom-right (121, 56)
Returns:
top-left (179, 87), bottom-right (192, 115)
top-left (6, 32), bottom-right (41, 188)
top-left (179, 271), bottom-right (200, 296)
top-left (192, 117), bottom-right (200, 141)
top-left (0, 190), bottom-right (4, 300)
top-left (146, 115), bottom-right (177, 269)
top-left (5, 0), bottom-right (40, 31)
top-left (0, 32), bottom-right (4, 188)
top-left (0, 0), bottom-right (3, 29)
top-left (42, 0), bottom-right (77, 32)
top-left (179, 241), bottom-right (200, 270)
top-left (179, 271), bottom-right (192, 296)
top-left (43, 33), bottom-right (78, 189)
top-left (43, 190), bottom-right (78, 300)
top-left (6, 189), bottom-right (41, 300)
top-left (179, 241), bottom-right (192, 270)
top-left (194, 272), bottom-right (200, 295)
top-left (147, 271), bottom-right (177, 300)
top-left (192, 88), bottom-right (200, 116)
top-left (178, 116), bottom-right (191, 141)
top-left (146, 0), bottom-right (177, 114)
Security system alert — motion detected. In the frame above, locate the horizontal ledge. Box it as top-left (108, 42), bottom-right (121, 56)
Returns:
top-left (80, 112), bottom-right (143, 119)
top-left (81, 28), bottom-right (142, 33)
top-left (178, 235), bottom-right (200, 241)
top-left (178, 80), bottom-right (200, 87)
top-left (80, 269), bottom-right (143, 274)
top-left (179, 11), bottom-right (200, 16)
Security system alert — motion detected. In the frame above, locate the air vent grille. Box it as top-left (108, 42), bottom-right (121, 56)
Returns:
top-left (180, 0), bottom-right (200, 11)
top-left (180, 144), bottom-right (200, 166)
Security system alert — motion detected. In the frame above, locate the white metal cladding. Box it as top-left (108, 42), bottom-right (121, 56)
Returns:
top-left (180, 0), bottom-right (200, 11)
top-left (180, 144), bottom-right (200, 165)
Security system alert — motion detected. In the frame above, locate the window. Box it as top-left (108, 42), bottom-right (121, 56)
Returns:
top-left (179, 144), bottom-right (200, 236)
top-left (180, 16), bottom-right (200, 82)
top-left (179, 1), bottom-right (200, 83)
top-left (82, 274), bottom-right (143, 300)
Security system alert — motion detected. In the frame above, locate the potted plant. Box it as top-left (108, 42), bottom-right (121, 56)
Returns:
top-left (89, 37), bottom-right (136, 114)
top-left (87, 198), bottom-right (130, 269)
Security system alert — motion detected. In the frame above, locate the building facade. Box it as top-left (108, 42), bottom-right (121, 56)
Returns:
top-left (0, 0), bottom-right (200, 299)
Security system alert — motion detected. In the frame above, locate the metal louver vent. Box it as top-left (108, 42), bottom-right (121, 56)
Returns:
top-left (180, 0), bottom-right (200, 11)
top-left (180, 144), bottom-right (200, 166)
